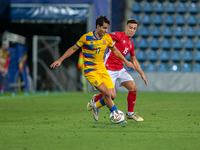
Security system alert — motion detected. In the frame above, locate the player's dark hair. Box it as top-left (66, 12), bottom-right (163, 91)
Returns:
top-left (96, 15), bottom-right (110, 28)
top-left (126, 18), bottom-right (138, 25)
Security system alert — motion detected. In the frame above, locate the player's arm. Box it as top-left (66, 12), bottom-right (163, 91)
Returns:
top-left (131, 56), bottom-right (148, 86)
top-left (50, 44), bottom-right (79, 68)
top-left (110, 46), bottom-right (135, 70)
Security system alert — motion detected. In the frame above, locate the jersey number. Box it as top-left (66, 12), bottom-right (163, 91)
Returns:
top-left (96, 47), bottom-right (101, 54)
top-left (123, 47), bottom-right (129, 55)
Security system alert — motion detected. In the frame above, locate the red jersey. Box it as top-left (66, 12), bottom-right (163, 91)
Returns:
top-left (104, 32), bottom-right (135, 71)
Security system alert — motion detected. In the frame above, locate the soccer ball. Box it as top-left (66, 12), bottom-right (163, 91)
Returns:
top-left (110, 110), bottom-right (125, 124)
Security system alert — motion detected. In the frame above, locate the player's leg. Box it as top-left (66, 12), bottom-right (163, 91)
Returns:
top-left (97, 83), bottom-right (114, 108)
top-left (87, 88), bottom-right (116, 111)
top-left (121, 81), bottom-right (143, 121)
top-left (90, 83), bottom-right (120, 121)
top-left (85, 71), bottom-right (120, 122)
top-left (117, 69), bottom-right (143, 121)
top-left (87, 70), bottom-right (118, 110)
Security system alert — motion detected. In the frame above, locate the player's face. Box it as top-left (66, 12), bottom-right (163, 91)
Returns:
top-left (97, 22), bottom-right (109, 37)
top-left (125, 23), bottom-right (138, 38)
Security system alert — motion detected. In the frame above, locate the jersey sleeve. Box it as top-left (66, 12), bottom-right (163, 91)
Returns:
top-left (107, 34), bottom-right (114, 48)
top-left (76, 34), bottom-right (86, 48)
top-left (109, 32), bottom-right (120, 41)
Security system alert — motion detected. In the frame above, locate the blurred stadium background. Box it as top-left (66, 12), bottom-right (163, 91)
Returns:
top-left (0, 0), bottom-right (200, 93)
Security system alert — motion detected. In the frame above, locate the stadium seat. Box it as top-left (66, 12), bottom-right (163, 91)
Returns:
top-left (163, 27), bottom-right (172, 38)
top-left (136, 50), bottom-right (146, 62)
top-left (182, 51), bottom-right (192, 62)
top-left (194, 51), bottom-right (200, 62)
top-left (158, 0), bottom-right (165, 1)
top-left (170, 63), bottom-right (179, 72)
top-left (188, 3), bottom-right (198, 14)
top-left (176, 15), bottom-right (185, 26)
top-left (140, 27), bottom-right (149, 37)
top-left (187, 15), bottom-right (196, 26)
top-left (174, 27), bottom-right (184, 38)
top-left (152, 27), bottom-right (161, 37)
top-left (193, 64), bottom-right (200, 72)
top-left (196, 40), bottom-right (200, 50)
top-left (161, 39), bottom-right (171, 50)
top-left (133, 62), bottom-right (145, 72)
top-left (180, 0), bottom-right (187, 2)
top-left (148, 50), bottom-right (158, 62)
top-left (153, 15), bottom-right (162, 26)
top-left (199, 16), bottom-right (200, 25)
top-left (125, 53), bottom-right (131, 61)
top-left (197, 28), bottom-right (200, 37)
top-left (158, 63), bottom-right (168, 72)
top-left (160, 51), bottom-right (169, 62)
top-left (173, 39), bottom-right (182, 50)
top-left (191, 0), bottom-right (199, 2)
top-left (181, 63), bottom-right (191, 72)
top-left (132, 3), bottom-right (141, 13)
top-left (131, 38), bottom-right (137, 48)
top-left (139, 63), bottom-right (145, 71)
top-left (171, 51), bottom-right (181, 62)
top-left (138, 39), bottom-right (148, 49)
top-left (150, 39), bottom-right (159, 50)
top-left (177, 3), bottom-right (186, 14)
top-left (141, 15), bottom-right (151, 25)
top-left (186, 27), bottom-right (195, 38)
top-left (169, 0), bottom-right (176, 2)
top-left (184, 39), bottom-right (194, 50)
top-left (146, 63), bottom-right (156, 72)
top-left (154, 3), bottom-right (164, 13)
top-left (133, 29), bottom-right (138, 37)
top-left (131, 15), bottom-right (140, 23)
top-left (164, 15), bottom-right (173, 26)
top-left (166, 3), bottom-right (175, 14)
top-left (143, 3), bottom-right (153, 13)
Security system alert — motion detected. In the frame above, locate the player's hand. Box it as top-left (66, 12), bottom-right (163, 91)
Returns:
top-left (125, 61), bottom-right (135, 69)
top-left (50, 60), bottom-right (62, 68)
top-left (141, 74), bottom-right (148, 86)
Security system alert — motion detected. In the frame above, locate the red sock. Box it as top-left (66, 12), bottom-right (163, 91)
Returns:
top-left (94, 93), bottom-right (103, 102)
top-left (127, 91), bottom-right (137, 112)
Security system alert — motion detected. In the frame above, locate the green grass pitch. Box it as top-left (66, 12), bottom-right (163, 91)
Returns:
top-left (0, 92), bottom-right (200, 150)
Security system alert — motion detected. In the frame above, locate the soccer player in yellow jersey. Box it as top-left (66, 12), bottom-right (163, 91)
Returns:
top-left (0, 44), bottom-right (10, 94)
top-left (50, 15), bottom-right (135, 123)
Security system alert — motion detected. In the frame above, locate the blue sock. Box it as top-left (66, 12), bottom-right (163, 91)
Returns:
top-left (99, 98), bottom-right (105, 106)
top-left (109, 105), bottom-right (117, 112)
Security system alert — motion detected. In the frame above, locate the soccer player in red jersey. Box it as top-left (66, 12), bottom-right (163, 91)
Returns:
top-left (87, 18), bottom-right (148, 121)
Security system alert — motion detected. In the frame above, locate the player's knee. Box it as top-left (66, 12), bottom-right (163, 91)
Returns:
top-left (111, 93), bottom-right (116, 100)
top-left (102, 91), bottom-right (111, 100)
top-left (130, 85), bottom-right (137, 91)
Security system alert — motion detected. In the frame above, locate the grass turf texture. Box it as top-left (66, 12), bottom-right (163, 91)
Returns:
top-left (0, 92), bottom-right (200, 150)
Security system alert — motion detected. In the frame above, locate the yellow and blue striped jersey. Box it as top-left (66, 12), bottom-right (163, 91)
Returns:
top-left (76, 31), bottom-right (114, 74)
